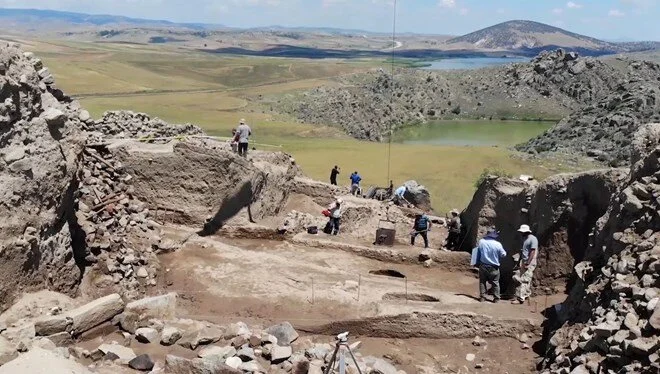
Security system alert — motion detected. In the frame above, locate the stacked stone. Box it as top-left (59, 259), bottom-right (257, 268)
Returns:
top-left (74, 142), bottom-right (160, 299)
top-left (542, 126), bottom-right (660, 374)
top-left (86, 111), bottom-right (204, 141)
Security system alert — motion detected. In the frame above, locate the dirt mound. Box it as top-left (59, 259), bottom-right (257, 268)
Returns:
top-left (462, 169), bottom-right (625, 294)
top-left (115, 142), bottom-right (298, 232)
top-left (539, 124), bottom-right (660, 373)
top-left (518, 62), bottom-right (660, 165)
top-left (0, 44), bottom-right (87, 310)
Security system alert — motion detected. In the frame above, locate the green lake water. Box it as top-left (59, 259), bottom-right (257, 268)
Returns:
top-left (393, 120), bottom-right (554, 147)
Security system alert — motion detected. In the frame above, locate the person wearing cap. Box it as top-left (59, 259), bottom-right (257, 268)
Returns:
top-left (473, 229), bottom-right (506, 302)
top-left (512, 224), bottom-right (539, 304)
top-left (236, 119), bottom-right (252, 157)
top-left (444, 209), bottom-right (461, 251)
top-left (327, 198), bottom-right (343, 235)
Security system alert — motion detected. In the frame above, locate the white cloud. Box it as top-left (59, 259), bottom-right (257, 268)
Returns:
top-left (620, 0), bottom-right (654, 7)
top-left (459, 7), bottom-right (469, 15)
top-left (566, 1), bottom-right (583, 9)
top-left (438, 0), bottom-right (456, 8)
top-left (552, 8), bottom-right (564, 14)
top-left (608, 9), bottom-right (626, 16)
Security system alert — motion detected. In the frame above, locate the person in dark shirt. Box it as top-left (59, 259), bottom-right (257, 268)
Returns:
top-left (330, 166), bottom-right (340, 185)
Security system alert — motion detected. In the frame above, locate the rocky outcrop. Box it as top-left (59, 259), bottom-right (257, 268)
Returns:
top-left (462, 169), bottom-right (625, 293)
top-left (504, 49), bottom-right (623, 106)
top-left (0, 44), bottom-right (86, 310)
top-left (518, 63), bottom-right (660, 165)
top-left (283, 50), bottom-right (658, 142)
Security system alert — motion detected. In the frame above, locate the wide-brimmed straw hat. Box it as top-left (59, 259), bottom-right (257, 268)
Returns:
top-left (517, 224), bottom-right (532, 233)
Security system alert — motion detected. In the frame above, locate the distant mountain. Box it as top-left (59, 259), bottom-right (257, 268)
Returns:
top-left (447, 20), bottom-right (620, 53)
top-left (0, 8), bottom-right (219, 30)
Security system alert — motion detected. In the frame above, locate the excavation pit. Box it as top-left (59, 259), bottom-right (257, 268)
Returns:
top-left (369, 269), bottom-right (406, 278)
top-left (382, 293), bottom-right (440, 302)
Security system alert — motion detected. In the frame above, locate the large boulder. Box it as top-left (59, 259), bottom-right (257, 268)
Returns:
top-left (0, 44), bottom-right (86, 310)
top-left (402, 180), bottom-right (432, 212)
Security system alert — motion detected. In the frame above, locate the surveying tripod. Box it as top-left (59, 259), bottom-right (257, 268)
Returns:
top-left (323, 332), bottom-right (363, 374)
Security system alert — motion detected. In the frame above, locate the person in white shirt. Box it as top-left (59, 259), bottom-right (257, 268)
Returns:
top-left (236, 119), bottom-right (252, 157)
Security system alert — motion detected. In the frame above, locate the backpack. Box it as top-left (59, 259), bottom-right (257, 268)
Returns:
top-left (307, 226), bottom-right (318, 234)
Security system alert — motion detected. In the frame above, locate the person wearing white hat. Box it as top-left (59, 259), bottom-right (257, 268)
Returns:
top-left (512, 224), bottom-right (538, 304)
top-left (325, 198), bottom-right (343, 235)
top-left (236, 119), bottom-right (252, 157)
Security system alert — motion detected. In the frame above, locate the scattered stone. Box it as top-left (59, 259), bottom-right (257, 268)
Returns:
top-left (97, 343), bottom-right (136, 364)
top-left (198, 345), bottom-right (236, 360)
top-left (129, 354), bottom-right (155, 371)
top-left (161, 326), bottom-right (183, 346)
top-left (237, 346), bottom-right (256, 361)
top-left (225, 356), bottom-right (243, 369)
top-left (466, 353), bottom-right (476, 362)
top-left (266, 322), bottom-right (299, 346)
top-left (271, 345), bottom-right (293, 364)
top-left (239, 361), bottom-right (263, 372)
top-left (165, 354), bottom-right (241, 374)
top-left (135, 327), bottom-right (159, 343)
top-left (371, 358), bottom-right (399, 374)
top-left (472, 336), bottom-right (487, 346)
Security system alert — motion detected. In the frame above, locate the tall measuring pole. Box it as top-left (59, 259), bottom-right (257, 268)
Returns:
top-left (386, 0), bottom-right (397, 185)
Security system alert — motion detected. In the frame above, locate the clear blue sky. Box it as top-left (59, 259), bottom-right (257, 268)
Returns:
top-left (1, 0), bottom-right (658, 41)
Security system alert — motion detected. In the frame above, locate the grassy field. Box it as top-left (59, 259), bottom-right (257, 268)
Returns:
top-left (22, 39), bottom-right (586, 213)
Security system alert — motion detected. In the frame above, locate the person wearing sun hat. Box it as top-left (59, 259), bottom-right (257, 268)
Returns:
top-left (512, 224), bottom-right (538, 304)
top-left (472, 228), bottom-right (507, 303)
top-left (236, 118), bottom-right (251, 157)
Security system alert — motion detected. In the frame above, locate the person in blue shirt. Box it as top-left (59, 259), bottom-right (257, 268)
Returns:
top-left (349, 171), bottom-right (362, 196)
top-left (410, 213), bottom-right (431, 248)
top-left (473, 229), bottom-right (507, 303)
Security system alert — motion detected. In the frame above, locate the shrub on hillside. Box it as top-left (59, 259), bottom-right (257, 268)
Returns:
top-left (474, 168), bottom-right (512, 188)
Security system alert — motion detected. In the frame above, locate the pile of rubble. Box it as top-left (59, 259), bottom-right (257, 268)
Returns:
top-left (0, 292), bottom-right (405, 374)
top-left (539, 124), bottom-right (660, 373)
top-left (87, 111), bottom-right (204, 141)
top-left (74, 142), bottom-right (163, 299)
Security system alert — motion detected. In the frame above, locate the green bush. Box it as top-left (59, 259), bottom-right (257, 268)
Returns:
top-left (474, 168), bottom-right (513, 188)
